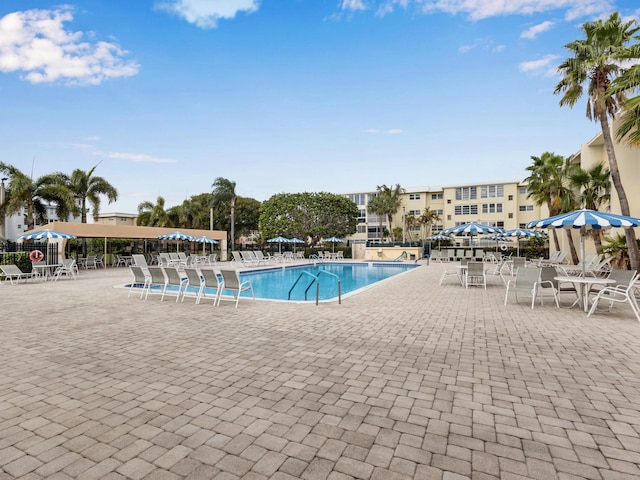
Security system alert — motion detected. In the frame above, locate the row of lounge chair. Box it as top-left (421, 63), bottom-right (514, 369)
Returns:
top-left (230, 250), bottom-right (306, 266)
top-left (129, 266), bottom-right (254, 308)
top-left (1, 259), bottom-right (78, 284)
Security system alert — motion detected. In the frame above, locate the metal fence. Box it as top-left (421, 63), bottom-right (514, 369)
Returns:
top-left (0, 242), bottom-right (59, 270)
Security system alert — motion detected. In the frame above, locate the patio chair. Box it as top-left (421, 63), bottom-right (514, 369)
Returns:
top-left (199, 269), bottom-right (222, 305)
top-left (504, 267), bottom-right (542, 309)
top-left (465, 262), bottom-right (486, 289)
top-left (182, 268), bottom-right (204, 303)
top-left (161, 267), bottom-right (188, 302)
top-left (53, 259), bottom-right (78, 281)
top-left (95, 254), bottom-right (105, 269)
top-left (439, 262), bottom-right (461, 286)
top-left (0, 264), bottom-right (36, 285)
top-left (539, 266), bottom-right (575, 307)
top-left (158, 253), bottom-right (171, 267)
top-left (132, 254), bottom-right (148, 268)
top-left (84, 255), bottom-right (97, 269)
top-left (128, 266), bottom-right (150, 299)
top-left (588, 270), bottom-right (640, 321)
top-left (254, 251), bottom-right (271, 264)
top-left (207, 253), bottom-right (219, 265)
top-left (231, 251), bottom-right (245, 266)
top-left (485, 256), bottom-right (508, 285)
top-left (509, 256), bottom-right (527, 276)
top-left (145, 267), bottom-right (167, 300)
top-left (240, 251), bottom-right (259, 266)
top-left (219, 269), bottom-right (255, 308)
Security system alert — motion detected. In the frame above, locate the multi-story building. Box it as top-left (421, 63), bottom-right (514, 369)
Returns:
top-left (95, 212), bottom-right (138, 227)
top-left (344, 180), bottom-right (543, 245)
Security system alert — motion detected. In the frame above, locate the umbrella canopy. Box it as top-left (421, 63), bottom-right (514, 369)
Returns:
top-left (426, 234), bottom-right (452, 241)
top-left (441, 223), bottom-right (502, 235)
top-left (324, 236), bottom-right (343, 252)
top-left (157, 231), bottom-right (195, 241)
top-left (289, 237), bottom-right (305, 252)
top-left (267, 236), bottom-right (289, 253)
top-left (527, 209), bottom-right (640, 275)
top-left (193, 235), bottom-right (219, 255)
top-left (505, 228), bottom-right (546, 256)
top-left (18, 229), bottom-right (77, 240)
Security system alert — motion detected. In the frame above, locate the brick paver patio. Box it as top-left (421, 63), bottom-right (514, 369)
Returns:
top-left (1, 261), bottom-right (639, 479)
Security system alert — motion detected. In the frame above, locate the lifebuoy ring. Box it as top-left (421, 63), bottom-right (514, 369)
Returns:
top-left (29, 250), bottom-right (44, 262)
top-left (500, 244), bottom-right (507, 251)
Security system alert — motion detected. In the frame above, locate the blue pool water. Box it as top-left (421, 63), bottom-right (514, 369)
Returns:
top-left (136, 262), bottom-right (418, 302)
top-left (244, 262), bottom-right (418, 301)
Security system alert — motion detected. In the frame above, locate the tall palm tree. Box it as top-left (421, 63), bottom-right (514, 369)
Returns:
top-left (418, 207), bottom-right (440, 240)
top-left (570, 163), bottom-right (611, 254)
top-left (367, 194), bottom-right (386, 242)
top-left (404, 214), bottom-right (418, 244)
top-left (211, 177), bottom-right (237, 248)
top-left (554, 12), bottom-right (640, 270)
top-left (64, 164), bottom-right (118, 223)
top-left (376, 184), bottom-right (405, 241)
top-left (0, 162), bottom-right (73, 230)
top-left (524, 152), bottom-right (580, 264)
top-left (612, 41), bottom-right (640, 146)
top-left (136, 196), bottom-right (172, 227)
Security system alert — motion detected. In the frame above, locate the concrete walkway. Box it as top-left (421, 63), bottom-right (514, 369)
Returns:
top-left (1, 262), bottom-right (639, 479)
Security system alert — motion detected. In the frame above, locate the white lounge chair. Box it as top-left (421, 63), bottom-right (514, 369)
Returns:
top-left (588, 270), bottom-right (639, 321)
top-left (465, 262), bottom-right (486, 289)
top-left (129, 266), bottom-right (150, 299)
top-left (161, 267), bottom-right (187, 302)
top-left (182, 268), bottom-right (204, 303)
top-left (145, 267), bottom-right (167, 300)
top-left (0, 264), bottom-right (36, 285)
top-left (219, 269), bottom-right (255, 308)
top-left (199, 269), bottom-right (222, 305)
top-left (504, 267), bottom-right (543, 309)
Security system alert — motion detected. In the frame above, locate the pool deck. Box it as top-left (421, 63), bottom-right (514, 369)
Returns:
top-left (1, 261), bottom-right (639, 479)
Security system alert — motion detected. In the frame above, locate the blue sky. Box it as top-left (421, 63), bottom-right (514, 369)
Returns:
top-left (1, 1), bottom-right (638, 215)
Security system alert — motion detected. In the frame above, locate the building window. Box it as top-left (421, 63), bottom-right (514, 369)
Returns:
top-left (432, 225), bottom-right (443, 233)
top-left (482, 203), bottom-right (503, 214)
top-left (519, 205), bottom-right (534, 212)
top-left (480, 185), bottom-right (504, 198)
top-left (408, 209), bottom-right (421, 216)
top-left (435, 209), bottom-right (443, 216)
top-left (519, 223), bottom-right (527, 228)
top-left (455, 187), bottom-right (477, 200)
top-left (454, 204), bottom-right (478, 215)
top-left (519, 187), bottom-right (528, 195)
top-left (120, 217), bottom-right (128, 222)
top-left (447, 215), bottom-right (451, 220)
top-left (508, 195), bottom-right (513, 201)
top-left (409, 193), bottom-right (421, 200)
top-left (447, 199), bottom-right (451, 204)
top-left (348, 193), bottom-right (367, 205)
top-left (508, 213), bottom-right (513, 219)
top-left (431, 193), bottom-right (443, 200)
top-left (357, 225), bottom-right (367, 233)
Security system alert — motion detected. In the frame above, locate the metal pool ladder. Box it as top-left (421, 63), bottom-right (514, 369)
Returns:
top-left (288, 269), bottom-right (341, 305)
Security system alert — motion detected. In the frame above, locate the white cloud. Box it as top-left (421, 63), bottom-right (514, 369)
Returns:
top-left (104, 152), bottom-right (177, 164)
top-left (0, 7), bottom-right (139, 85)
top-left (155, 0), bottom-right (259, 28)
top-left (521, 20), bottom-right (554, 39)
top-left (340, 0), bottom-right (613, 21)
top-left (459, 38), bottom-right (505, 54)
top-left (519, 54), bottom-right (559, 76)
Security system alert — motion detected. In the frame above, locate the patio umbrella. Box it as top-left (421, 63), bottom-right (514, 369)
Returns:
top-left (324, 236), bottom-right (344, 253)
top-left (157, 231), bottom-right (195, 252)
top-left (426, 234), bottom-right (452, 250)
top-left (289, 237), bottom-right (305, 252)
top-left (504, 228), bottom-right (546, 256)
top-left (18, 229), bottom-right (77, 240)
top-left (267, 236), bottom-right (289, 253)
top-left (442, 222), bottom-right (502, 248)
top-left (486, 233), bottom-right (512, 252)
top-left (527, 209), bottom-right (640, 276)
top-left (193, 235), bottom-right (218, 255)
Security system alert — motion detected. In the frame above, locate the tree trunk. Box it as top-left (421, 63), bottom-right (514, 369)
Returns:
top-left (551, 229), bottom-right (560, 252)
top-left (566, 229), bottom-right (579, 265)
top-left (590, 230), bottom-right (603, 255)
top-left (600, 114), bottom-right (640, 271)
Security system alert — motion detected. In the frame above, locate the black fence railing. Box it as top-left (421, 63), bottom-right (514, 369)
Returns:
top-left (0, 242), bottom-right (59, 272)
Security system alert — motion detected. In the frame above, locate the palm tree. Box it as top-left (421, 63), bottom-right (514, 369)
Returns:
top-left (136, 196), bottom-right (172, 227)
top-left (376, 184), bottom-right (405, 241)
top-left (367, 194), bottom-right (386, 242)
top-left (524, 152), bottom-right (580, 264)
top-left (64, 164), bottom-right (118, 223)
top-left (418, 207), bottom-right (440, 240)
top-left (0, 163), bottom-right (73, 230)
top-left (211, 177), bottom-right (237, 248)
top-left (404, 214), bottom-right (418, 244)
top-left (570, 163), bottom-right (611, 254)
top-left (554, 12), bottom-right (640, 270)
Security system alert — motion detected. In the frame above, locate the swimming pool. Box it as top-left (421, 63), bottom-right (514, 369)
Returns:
top-left (241, 262), bottom-right (418, 301)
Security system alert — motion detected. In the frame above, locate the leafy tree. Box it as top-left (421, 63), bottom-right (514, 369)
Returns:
top-left (136, 196), bottom-right (173, 227)
top-left (0, 162), bottom-right (73, 230)
top-left (555, 12), bottom-right (640, 270)
top-left (234, 197), bottom-right (261, 240)
top-left (570, 164), bottom-right (611, 254)
top-left (612, 39), bottom-right (640, 146)
top-left (258, 192), bottom-right (357, 246)
top-left (63, 164), bottom-right (118, 223)
top-left (211, 177), bottom-right (237, 247)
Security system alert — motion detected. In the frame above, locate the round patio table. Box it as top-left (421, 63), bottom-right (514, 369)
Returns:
top-left (554, 275), bottom-right (615, 312)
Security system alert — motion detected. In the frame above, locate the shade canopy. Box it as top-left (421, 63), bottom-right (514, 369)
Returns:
top-left (193, 235), bottom-right (218, 244)
top-left (441, 223), bottom-right (502, 235)
top-left (527, 209), bottom-right (640, 275)
top-left (324, 237), bottom-right (344, 243)
top-left (18, 229), bottom-right (77, 240)
top-left (157, 231), bottom-right (195, 241)
top-left (267, 236), bottom-right (290, 243)
top-left (426, 234), bottom-right (452, 241)
top-left (505, 228), bottom-right (546, 238)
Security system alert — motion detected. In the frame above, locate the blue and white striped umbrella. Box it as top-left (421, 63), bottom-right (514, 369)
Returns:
top-left (441, 223), bottom-right (502, 235)
top-left (157, 231), bottom-right (195, 241)
top-left (193, 235), bottom-right (218, 244)
top-left (527, 209), bottom-right (640, 230)
top-left (426, 234), bottom-right (452, 241)
top-left (505, 228), bottom-right (546, 238)
top-left (18, 229), bottom-right (76, 240)
top-left (528, 209), bottom-right (640, 275)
